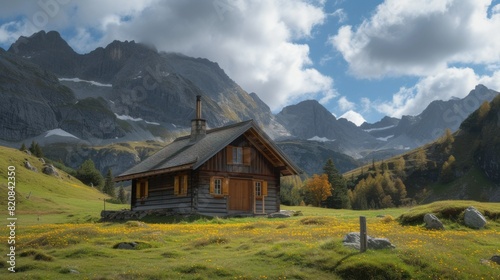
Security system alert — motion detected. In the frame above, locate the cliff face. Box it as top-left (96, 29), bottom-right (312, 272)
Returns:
top-left (0, 48), bottom-right (126, 142)
top-left (0, 48), bottom-right (74, 141)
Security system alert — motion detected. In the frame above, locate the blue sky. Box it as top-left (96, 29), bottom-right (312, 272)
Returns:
top-left (1, 0), bottom-right (500, 125)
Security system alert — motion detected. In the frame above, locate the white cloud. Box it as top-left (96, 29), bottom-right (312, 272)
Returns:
top-left (101, 0), bottom-right (334, 111)
top-left (360, 97), bottom-right (372, 113)
top-left (330, 0), bottom-right (500, 78)
top-left (374, 67), bottom-right (500, 118)
top-left (338, 96), bottom-right (355, 111)
top-left (339, 110), bottom-right (366, 126)
top-left (331, 8), bottom-right (347, 23)
top-left (0, 0), bottom-right (335, 112)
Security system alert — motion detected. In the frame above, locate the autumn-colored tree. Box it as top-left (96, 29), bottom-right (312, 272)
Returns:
top-left (413, 149), bottom-right (427, 171)
top-left (394, 178), bottom-right (407, 206)
top-left (303, 174), bottom-right (332, 207)
top-left (440, 155), bottom-right (456, 183)
top-left (393, 157), bottom-right (406, 178)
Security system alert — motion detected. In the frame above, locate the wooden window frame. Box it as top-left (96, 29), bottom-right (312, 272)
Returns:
top-left (135, 179), bottom-right (149, 203)
top-left (210, 176), bottom-right (229, 198)
top-left (226, 146), bottom-right (251, 166)
top-left (254, 180), bottom-right (267, 200)
top-left (174, 174), bottom-right (188, 196)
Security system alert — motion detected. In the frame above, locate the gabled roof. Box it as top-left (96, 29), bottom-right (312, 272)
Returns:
top-left (115, 120), bottom-right (301, 181)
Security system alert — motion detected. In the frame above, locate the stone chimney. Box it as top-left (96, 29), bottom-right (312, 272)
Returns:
top-left (190, 95), bottom-right (206, 142)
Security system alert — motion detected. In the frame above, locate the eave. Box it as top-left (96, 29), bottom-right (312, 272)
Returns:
top-left (113, 163), bottom-right (194, 182)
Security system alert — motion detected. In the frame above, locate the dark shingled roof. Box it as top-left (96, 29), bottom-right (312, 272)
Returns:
top-left (115, 120), bottom-right (300, 181)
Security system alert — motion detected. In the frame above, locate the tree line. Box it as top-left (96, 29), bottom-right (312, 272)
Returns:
top-left (280, 158), bottom-right (410, 210)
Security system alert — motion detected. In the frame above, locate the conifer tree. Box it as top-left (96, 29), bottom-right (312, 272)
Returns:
top-left (76, 159), bottom-right (104, 189)
top-left (118, 186), bottom-right (127, 204)
top-left (323, 159), bottom-right (351, 209)
top-left (20, 143), bottom-right (27, 151)
top-left (103, 169), bottom-right (116, 198)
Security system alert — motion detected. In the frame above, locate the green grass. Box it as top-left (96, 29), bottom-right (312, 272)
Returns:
top-left (1, 145), bottom-right (499, 279)
top-left (0, 203), bottom-right (498, 279)
top-left (0, 146), bottom-right (127, 225)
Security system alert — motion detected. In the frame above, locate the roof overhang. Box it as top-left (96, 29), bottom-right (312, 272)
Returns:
top-left (113, 163), bottom-right (193, 182)
top-left (243, 126), bottom-right (301, 176)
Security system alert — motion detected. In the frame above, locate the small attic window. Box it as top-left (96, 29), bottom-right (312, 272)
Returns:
top-left (226, 146), bottom-right (251, 165)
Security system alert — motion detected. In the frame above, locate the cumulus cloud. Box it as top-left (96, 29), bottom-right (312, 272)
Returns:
top-left (330, 0), bottom-right (500, 78)
top-left (338, 96), bottom-right (355, 111)
top-left (374, 67), bottom-right (500, 117)
top-left (1, 0), bottom-right (335, 111)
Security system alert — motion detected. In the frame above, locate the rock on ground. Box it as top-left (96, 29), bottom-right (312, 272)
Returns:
top-left (24, 160), bottom-right (37, 172)
top-left (267, 210), bottom-right (303, 218)
top-left (424, 213), bottom-right (444, 230)
top-left (42, 164), bottom-right (59, 177)
top-left (343, 232), bottom-right (395, 250)
top-left (463, 206), bottom-right (487, 229)
top-left (491, 255), bottom-right (500, 265)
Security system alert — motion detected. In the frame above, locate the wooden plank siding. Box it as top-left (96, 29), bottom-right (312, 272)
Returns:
top-left (130, 135), bottom-right (282, 215)
top-left (131, 173), bottom-right (193, 212)
top-left (199, 136), bottom-right (275, 176)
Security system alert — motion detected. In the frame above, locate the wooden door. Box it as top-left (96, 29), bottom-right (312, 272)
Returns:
top-left (228, 179), bottom-right (252, 211)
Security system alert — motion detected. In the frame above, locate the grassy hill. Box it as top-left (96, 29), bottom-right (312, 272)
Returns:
top-left (0, 146), bottom-right (126, 225)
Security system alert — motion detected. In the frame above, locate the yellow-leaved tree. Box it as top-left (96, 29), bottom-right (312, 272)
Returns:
top-left (304, 174), bottom-right (332, 207)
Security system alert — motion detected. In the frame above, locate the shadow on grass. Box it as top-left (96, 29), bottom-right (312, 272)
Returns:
top-left (331, 252), bottom-right (361, 271)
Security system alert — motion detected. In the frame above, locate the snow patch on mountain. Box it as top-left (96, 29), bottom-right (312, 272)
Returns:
top-left (308, 136), bottom-right (335, 142)
top-left (45, 129), bottom-right (79, 139)
top-left (363, 125), bottom-right (395, 132)
top-left (115, 114), bottom-right (144, 122)
top-left (377, 135), bottom-right (394, 141)
top-left (59, 77), bottom-right (112, 87)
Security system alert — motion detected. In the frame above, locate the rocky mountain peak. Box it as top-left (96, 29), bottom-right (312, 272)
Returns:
top-left (9, 30), bottom-right (76, 56)
top-left (8, 30), bottom-right (78, 76)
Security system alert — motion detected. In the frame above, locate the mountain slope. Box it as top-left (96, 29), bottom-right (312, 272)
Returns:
top-left (0, 146), bottom-right (124, 224)
top-left (367, 85), bottom-right (499, 151)
top-left (345, 93), bottom-right (500, 203)
top-left (275, 99), bottom-right (379, 158)
top-left (9, 30), bottom-right (277, 131)
top-left (0, 48), bottom-right (126, 142)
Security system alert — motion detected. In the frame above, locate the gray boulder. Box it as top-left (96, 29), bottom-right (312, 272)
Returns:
top-left (490, 255), bottom-right (500, 265)
top-left (268, 212), bottom-right (291, 218)
top-left (424, 213), bottom-right (444, 230)
top-left (267, 210), bottom-right (303, 218)
top-left (113, 242), bottom-right (137, 250)
top-left (343, 232), bottom-right (395, 250)
top-left (42, 164), bottom-right (59, 177)
top-left (24, 161), bottom-right (37, 172)
top-left (464, 206), bottom-right (487, 229)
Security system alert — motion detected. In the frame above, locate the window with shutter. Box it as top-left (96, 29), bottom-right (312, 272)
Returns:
top-left (227, 146), bottom-right (251, 165)
top-left (174, 175), bottom-right (188, 196)
top-left (255, 180), bottom-right (267, 200)
top-left (210, 176), bottom-right (227, 198)
top-left (135, 179), bottom-right (149, 204)
top-left (243, 147), bottom-right (251, 166)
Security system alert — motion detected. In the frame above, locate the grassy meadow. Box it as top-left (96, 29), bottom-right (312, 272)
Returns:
top-left (1, 146), bottom-right (499, 279)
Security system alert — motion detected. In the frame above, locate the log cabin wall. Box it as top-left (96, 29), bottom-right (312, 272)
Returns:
top-left (131, 172), bottom-right (193, 212)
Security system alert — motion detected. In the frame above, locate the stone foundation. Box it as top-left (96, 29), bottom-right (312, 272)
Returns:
top-left (100, 208), bottom-right (177, 221)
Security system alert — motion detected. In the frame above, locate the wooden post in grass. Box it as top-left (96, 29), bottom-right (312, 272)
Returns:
top-left (360, 216), bottom-right (367, 253)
